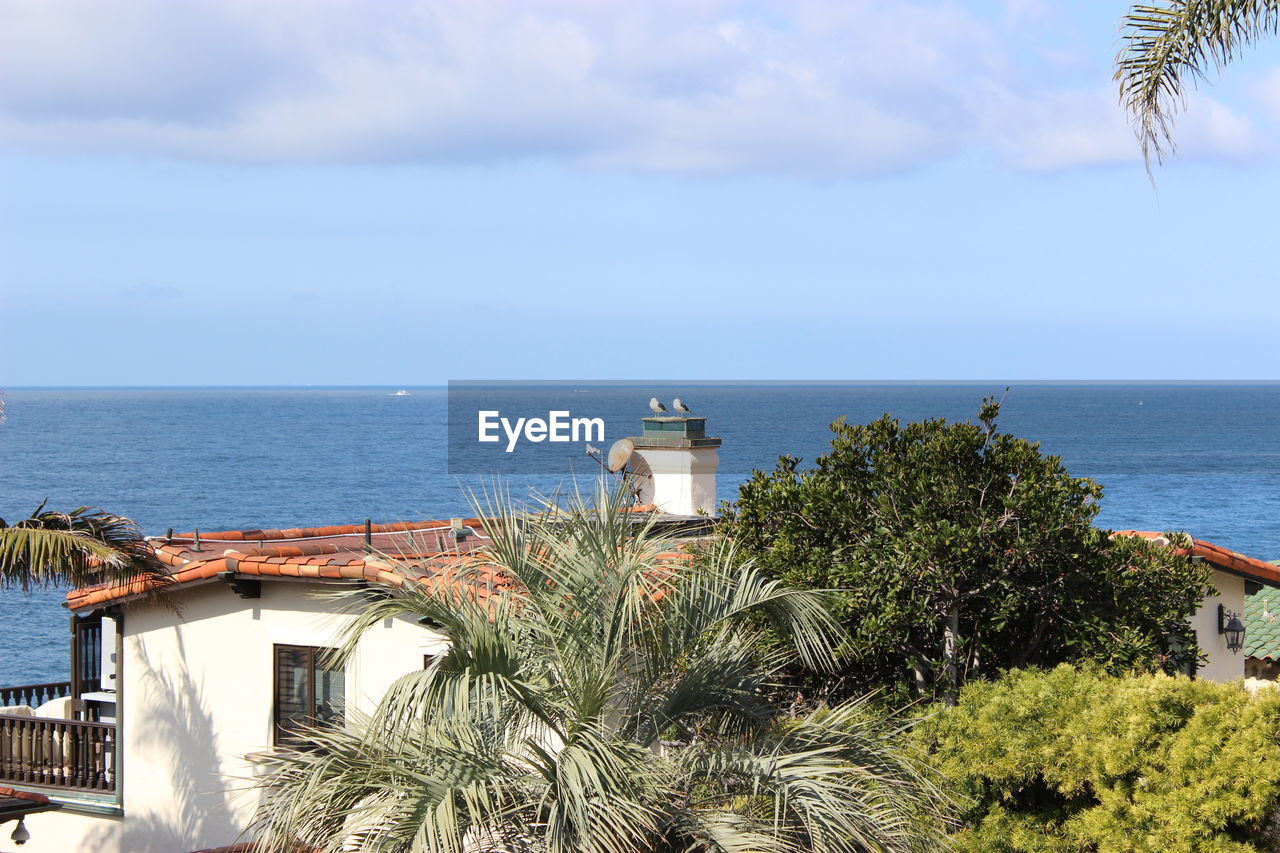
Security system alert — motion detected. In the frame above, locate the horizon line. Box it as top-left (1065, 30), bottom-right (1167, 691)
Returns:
top-left (4, 379), bottom-right (1280, 391)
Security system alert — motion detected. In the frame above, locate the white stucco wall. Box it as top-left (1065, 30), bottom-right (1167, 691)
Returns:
top-left (11, 809), bottom-right (122, 853)
top-left (1193, 568), bottom-right (1248, 683)
top-left (631, 446), bottom-right (718, 516)
top-left (23, 579), bottom-right (447, 853)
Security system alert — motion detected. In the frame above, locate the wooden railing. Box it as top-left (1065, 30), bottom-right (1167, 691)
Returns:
top-left (0, 682), bottom-right (72, 710)
top-left (0, 713), bottom-right (115, 792)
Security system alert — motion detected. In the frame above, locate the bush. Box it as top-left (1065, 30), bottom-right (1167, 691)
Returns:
top-left (916, 666), bottom-right (1280, 852)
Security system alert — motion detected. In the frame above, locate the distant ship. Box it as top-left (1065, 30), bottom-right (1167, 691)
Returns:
top-left (391, 390), bottom-right (410, 396)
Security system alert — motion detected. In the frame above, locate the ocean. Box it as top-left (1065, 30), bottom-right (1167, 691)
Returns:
top-left (3, 384), bottom-right (1279, 685)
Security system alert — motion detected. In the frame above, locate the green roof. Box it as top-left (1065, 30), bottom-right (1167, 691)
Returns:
top-left (1246, 582), bottom-right (1280, 660)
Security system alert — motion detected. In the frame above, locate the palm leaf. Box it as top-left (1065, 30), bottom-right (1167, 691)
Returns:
top-left (1116, 0), bottom-right (1280, 169)
top-left (253, 478), bottom-right (951, 853)
top-left (0, 503), bottom-right (167, 590)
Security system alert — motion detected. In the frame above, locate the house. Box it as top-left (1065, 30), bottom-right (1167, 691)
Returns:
top-left (5, 416), bottom-right (1278, 852)
top-left (3, 517), bottom-right (493, 851)
top-left (0, 415), bottom-right (720, 852)
top-left (1114, 531), bottom-right (1280, 681)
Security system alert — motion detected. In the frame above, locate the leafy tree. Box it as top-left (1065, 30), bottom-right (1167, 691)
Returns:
top-left (720, 398), bottom-right (1210, 703)
top-left (1116, 1), bottom-right (1280, 169)
top-left (916, 665), bottom-right (1280, 852)
top-left (0, 501), bottom-right (165, 590)
top-left (252, 482), bottom-right (953, 853)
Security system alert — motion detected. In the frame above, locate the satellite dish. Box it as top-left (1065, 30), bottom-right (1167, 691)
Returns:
top-left (606, 438), bottom-right (635, 472)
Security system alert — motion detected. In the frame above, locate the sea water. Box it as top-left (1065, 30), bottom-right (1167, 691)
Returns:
top-left (3, 384), bottom-right (1278, 684)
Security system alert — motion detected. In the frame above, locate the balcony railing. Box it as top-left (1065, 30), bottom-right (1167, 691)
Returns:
top-left (0, 713), bottom-right (115, 793)
top-left (0, 616), bottom-right (117, 794)
top-left (0, 682), bottom-right (72, 710)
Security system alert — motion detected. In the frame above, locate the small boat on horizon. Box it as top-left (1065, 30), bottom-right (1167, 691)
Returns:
top-left (391, 390), bottom-right (410, 396)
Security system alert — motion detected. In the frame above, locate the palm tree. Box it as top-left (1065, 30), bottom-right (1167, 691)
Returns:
top-left (0, 501), bottom-right (166, 590)
top-left (1116, 1), bottom-right (1280, 167)
top-left (252, 483), bottom-right (953, 853)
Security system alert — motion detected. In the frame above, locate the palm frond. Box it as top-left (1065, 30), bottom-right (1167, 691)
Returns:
top-left (253, 478), bottom-right (950, 853)
top-left (1116, 0), bottom-right (1280, 169)
top-left (254, 711), bottom-right (537, 853)
top-left (0, 504), bottom-right (167, 590)
top-left (674, 704), bottom-right (953, 853)
top-left (661, 542), bottom-right (845, 674)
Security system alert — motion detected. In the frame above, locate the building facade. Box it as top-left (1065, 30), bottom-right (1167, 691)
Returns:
top-left (3, 519), bottom-right (480, 852)
top-left (5, 440), bottom-right (1280, 851)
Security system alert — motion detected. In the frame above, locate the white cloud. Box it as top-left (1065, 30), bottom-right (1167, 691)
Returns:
top-left (979, 86), bottom-right (1263, 171)
top-left (1252, 67), bottom-right (1280, 122)
top-left (0, 0), bottom-right (1268, 175)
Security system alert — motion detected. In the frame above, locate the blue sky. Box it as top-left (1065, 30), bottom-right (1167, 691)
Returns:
top-left (2, 0), bottom-right (1279, 385)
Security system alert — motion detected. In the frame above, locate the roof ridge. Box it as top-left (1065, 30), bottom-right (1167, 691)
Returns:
top-left (1112, 530), bottom-right (1280, 586)
top-left (164, 518), bottom-right (484, 543)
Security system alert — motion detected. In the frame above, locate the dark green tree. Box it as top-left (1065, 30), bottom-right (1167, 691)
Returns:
top-left (721, 398), bottom-right (1210, 703)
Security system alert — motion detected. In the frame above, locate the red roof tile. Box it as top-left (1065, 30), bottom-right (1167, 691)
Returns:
top-left (65, 509), bottom-right (696, 613)
top-left (0, 787), bottom-right (49, 805)
top-left (66, 518), bottom-right (494, 612)
top-left (1113, 530), bottom-right (1280, 586)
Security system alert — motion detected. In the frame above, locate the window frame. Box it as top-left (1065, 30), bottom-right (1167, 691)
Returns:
top-left (273, 643), bottom-right (344, 748)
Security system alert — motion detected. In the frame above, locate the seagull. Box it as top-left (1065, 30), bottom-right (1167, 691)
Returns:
top-left (649, 397), bottom-right (668, 415)
top-left (672, 398), bottom-right (691, 416)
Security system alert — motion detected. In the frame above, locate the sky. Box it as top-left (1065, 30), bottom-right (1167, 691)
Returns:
top-left (2, 0), bottom-right (1279, 385)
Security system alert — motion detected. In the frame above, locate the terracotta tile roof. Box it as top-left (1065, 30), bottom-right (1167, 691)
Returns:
top-left (186, 840), bottom-right (317, 845)
top-left (66, 518), bottom-right (496, 612)
top-left (0, 785), bottom-right (58, 822)
top-left (0, 787), bottom-right (49, 806)
top-left (1112, 530), bottom-right (1280, 586)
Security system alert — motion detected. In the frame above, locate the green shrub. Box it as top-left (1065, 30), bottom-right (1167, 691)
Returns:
top-left (915, 666), bottom-right (1280, 852)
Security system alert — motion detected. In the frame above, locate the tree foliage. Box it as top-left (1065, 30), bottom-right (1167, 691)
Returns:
top-left (916, 665), bottom-right (1280, 852)
top-left (720, 399), bottom-right (1211, 702)
top-left (253, 481), bottom-right (953, 853)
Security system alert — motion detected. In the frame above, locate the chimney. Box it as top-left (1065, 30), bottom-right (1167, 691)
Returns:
top-left (627, 414), bottom-right (720, 516)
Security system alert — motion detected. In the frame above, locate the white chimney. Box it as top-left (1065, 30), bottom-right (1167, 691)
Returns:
top-left (627, 414), bottom-right (720, 516)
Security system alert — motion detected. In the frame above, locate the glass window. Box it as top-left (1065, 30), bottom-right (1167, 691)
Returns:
top-left (274, 644), bottom-right (345, 747)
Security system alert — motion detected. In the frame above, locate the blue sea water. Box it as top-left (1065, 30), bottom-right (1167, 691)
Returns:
top-left (3, 384), bottom-right (1279, 685)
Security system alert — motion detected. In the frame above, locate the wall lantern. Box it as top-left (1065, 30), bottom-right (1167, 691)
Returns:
top-left (10, 817), bottom-right (30, 846)
top-left (1219, 604), bottom-right (1246, 655)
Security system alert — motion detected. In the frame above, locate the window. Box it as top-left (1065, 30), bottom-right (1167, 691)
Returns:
top-left (273, 644), bottom-right (345, 748)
